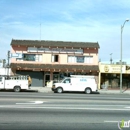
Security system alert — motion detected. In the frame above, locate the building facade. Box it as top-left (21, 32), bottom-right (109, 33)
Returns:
top-left (10, 39), bottom-right (100, 87)
top-left (99, 63), bottom-right (130, 89)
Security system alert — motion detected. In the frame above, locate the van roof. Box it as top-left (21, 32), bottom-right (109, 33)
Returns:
top-left (70, 75), bottom-right (95, 78)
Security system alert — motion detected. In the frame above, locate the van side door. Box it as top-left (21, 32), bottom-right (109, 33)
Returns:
top-left (62, 78), bottom-right (72, 91)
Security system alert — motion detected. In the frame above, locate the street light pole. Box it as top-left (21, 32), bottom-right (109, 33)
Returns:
top-left (7, 50), bottom-right (10, 75)
top-left (120, 19), bottom-right (129, 93)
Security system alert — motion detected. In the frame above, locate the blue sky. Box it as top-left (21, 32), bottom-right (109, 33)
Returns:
top-left (0, 0), bottom-right (130, 64)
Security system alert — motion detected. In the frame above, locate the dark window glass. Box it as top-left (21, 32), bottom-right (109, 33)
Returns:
top-left (76, 56), bottom-right (84, 63)
top-left (63, 79), bottom-right (71, 83)
top-left (54, 55), bottom-right (58, 62)
top-left (23, 54), bottom-right (35, 61)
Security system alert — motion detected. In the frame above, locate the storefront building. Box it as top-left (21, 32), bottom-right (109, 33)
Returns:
top-left (99, 63), bottom-right (130, 89)
top-left (10, 39), bottom-right (100, 87)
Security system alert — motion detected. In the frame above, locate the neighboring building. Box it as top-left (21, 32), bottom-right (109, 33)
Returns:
top-left (0, 59), bottom-right (6, 68)
top-left (0, 68), bottom-right (11, 75)
top-left (99, 62), bottom-right (130, 89)
top-left (0, 59), bottom-right (11, 75)
top-left (10, 39), bottom-right (100, 87)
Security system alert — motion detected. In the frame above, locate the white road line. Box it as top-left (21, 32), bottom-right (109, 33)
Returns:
top-left (125, 107), bottom-right (130, 108)
top-left (0, 106), bottom-right (130, 111)
top-left (37, 104), bottom-right (130, 107)
top-left (16, 101), bottom-right (45, 105)
top-left (0, 95), bottom-right (130, 100)
top-left (104, 121), bottom-right (119, 123)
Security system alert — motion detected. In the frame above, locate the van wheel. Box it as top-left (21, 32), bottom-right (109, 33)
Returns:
top-left (57, 87), bottom-right (63, 93)
top-left (14, 86), bottom-right (21, 92)
top-left (85, 88), bottom-right (92, 94)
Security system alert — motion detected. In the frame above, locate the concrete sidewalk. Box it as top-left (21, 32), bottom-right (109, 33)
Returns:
top-left (98, 89), bottom-right (130, 94)
top-left (29, 87), bottom-right (52, 93)
top-left (29, 87), bottom-right (130, 94)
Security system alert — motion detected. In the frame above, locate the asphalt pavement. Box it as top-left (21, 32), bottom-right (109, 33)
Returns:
top-left (29, 87), bottom-right (130, 94)
top-left (0, 92), bottom-right (130, 130)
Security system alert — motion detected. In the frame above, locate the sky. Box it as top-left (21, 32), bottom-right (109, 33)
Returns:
top-left (0, 0), bottom-right (130, 64)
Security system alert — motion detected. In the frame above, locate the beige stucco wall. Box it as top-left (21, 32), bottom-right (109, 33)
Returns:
top-left (42, 54), bottom-right (51, 63)
top-left (59, 54), bottom-right (68, 64)
top-left (11, 46), bottom-right (99, 65)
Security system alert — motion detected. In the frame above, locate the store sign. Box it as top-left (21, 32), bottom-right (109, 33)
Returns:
top-left (27, 47), bottom-right (83, 54)
top-left (126, 66), bottom-right (130, 70)
top-left (103, 65), bottom-right (125, 73)
top-left (126, 66), bottom-right (130, 73)
top-left (11, 53), bottom-right (23, 58)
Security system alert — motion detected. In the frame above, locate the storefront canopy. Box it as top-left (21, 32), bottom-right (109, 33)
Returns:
top-left (10, 63), bottom-right (99, 72)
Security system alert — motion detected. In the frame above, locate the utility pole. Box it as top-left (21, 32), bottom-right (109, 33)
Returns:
top-left (110, 53), bottom-right (113, 64)
top-left (7, 50), bottom-right (10, 75)
top-left (3, 59), bottom-right (6, 67)
top-left (120, 19), bottom-right (129, 93)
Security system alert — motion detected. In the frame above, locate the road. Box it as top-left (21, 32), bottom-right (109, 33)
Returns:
top-left (0, 91), bottom-right (130, 130)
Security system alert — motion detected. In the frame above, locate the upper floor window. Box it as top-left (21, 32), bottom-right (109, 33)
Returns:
top-left (76, 56), bottom-right (84, 63)
top-left (68, 56), bottom-right (93, 63)
top-left (68, 56), bottom-right (76, 63)
top-left (23, 54), bottom-right (35, 61)
top-left (16, 54), bottom-right (42, 62)
top-left (84, 56), bottom-right (93, 63)
top-left (52, 55), bottom-right (59, 62)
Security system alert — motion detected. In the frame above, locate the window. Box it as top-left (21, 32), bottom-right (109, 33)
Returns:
top-left (23, 54), bottom-right (35, 61)
top-left (17, 54), bottom-right (42, 62)
top-left (68, 56), bottom-right (93, 63)
top-left (63, 78), bottom-right (71, 83)
top-left (84, 56), bottom-right (93, 63)
top-left (76, 56), bottom-right (84, 63)
top-left (35, 54), bottom-right (42, 62)
top-left (52, 55), bottom-right (59, 62)
top-left (68, 56), bottom-right (76, 63)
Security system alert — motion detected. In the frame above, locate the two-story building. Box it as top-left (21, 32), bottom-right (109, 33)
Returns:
top-left (10, 39), bottom-right (100, 87)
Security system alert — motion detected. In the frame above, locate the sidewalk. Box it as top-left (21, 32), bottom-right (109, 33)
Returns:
top-left (98, 89), bottom-right (130, 94)
top-left (29, 87), bottom-right (130, 94)
top-left (29, 87), bottom-right (52, 93)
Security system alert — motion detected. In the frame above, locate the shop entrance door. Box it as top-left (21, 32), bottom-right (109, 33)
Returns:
top-left (44, 74), bottom-right (50, 87)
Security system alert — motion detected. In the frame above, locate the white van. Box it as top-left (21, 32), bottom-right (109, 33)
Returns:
top-left (52, 75), bottom-right (98, 94)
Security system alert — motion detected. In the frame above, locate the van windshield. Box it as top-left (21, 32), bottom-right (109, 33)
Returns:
top-left (63, 78), bottom-right (70, 83)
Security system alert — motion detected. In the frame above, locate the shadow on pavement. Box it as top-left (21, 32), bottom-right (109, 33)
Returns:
top-left (62, 91), bottom-right (100, 94)
top-left (0, 89), bottom-right (38, 93)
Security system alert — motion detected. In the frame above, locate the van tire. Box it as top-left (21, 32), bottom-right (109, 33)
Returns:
top-left (14, 86), bottom-right (21, 92)
top-left (57, 87), bottom-right (63, 93)
top-left (85, 88), bottom-right (92, 94)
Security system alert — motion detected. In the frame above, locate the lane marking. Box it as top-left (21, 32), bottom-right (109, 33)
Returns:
top-left (0, 106), bottom-right (130, 111)
top-left (16, 101), bottom-right (45, 105)
top-left (1, 95), bottom-right (130, 100)
top-left (26, 104), bottom-right (130, 107)
top-left (104, 121), bottom-right (119, 123)
top-left (125, 107), bottom-right (130, 109)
